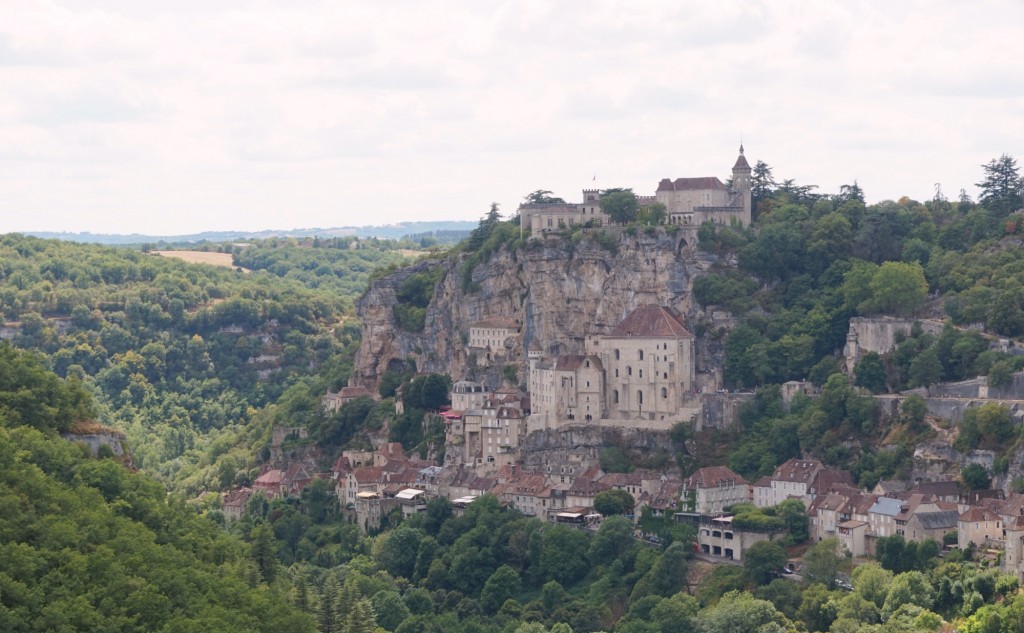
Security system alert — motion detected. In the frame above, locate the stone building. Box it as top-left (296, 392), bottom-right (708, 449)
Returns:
top-left (682, 466), bottom-right (750, 514)
top-left (655, 145), bottom-right (752, 227)
top-left (594, 305), bottom-right (695, 421)
top-left (527, 305), bottom-right (696, 429)
top-left (528, 354), bottom-right (605, 425)
top-left (516, 147), bottom-right (752, 234)
top-left (468, 317), bottom-right (520, 362)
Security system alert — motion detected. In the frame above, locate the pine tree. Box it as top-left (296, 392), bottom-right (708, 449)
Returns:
top-left (250, 522), bottom-right (278, 584)
top-left (977, 154), bottom-right (1023, 216)
top-left (318, 574), bottom-right (340, 633)
top-left (345, 598), bottom-right (377, 633)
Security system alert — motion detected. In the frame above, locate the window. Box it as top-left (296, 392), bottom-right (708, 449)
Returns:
top-left (614, 349), bottom-right (620, 360)
top-left (627, 366), bottom-right (632, 376)
top-left (661, 387), bottom-right (668, 398)
top-left (638, 350), bottom-right (644, 360)
top-left (613, 390), bottom-right (619, 404)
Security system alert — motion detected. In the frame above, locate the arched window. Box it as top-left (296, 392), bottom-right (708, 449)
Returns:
top-left (637, 390), bottom-right (643, 405)
top-left (627, 366), bottom-right (632, 376)
top-left (614, 369), bottom-right (619, 377)
top-left (638, 350), bottom-right (644, 360)
top-left (661, 387), bottom-right (668, 399)
top-left (612, 390), bottom-right (619, 404)
top-left (639, 369), bottom-right (643, 378)
top-left (614, 349), bottom-right (620, 360)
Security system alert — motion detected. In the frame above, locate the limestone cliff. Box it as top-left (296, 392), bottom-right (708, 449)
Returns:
top-left (352, 228), bottom-right (719, 390)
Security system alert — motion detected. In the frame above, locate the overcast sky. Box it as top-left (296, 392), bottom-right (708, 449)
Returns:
top-left (1, 0), bottom-right (1022, 235)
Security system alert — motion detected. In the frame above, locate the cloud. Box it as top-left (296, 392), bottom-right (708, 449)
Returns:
top-left (0, 1), bottom-right (1021, 234)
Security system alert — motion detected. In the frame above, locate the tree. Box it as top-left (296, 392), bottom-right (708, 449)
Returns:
top-left (908, 347), bottom-right (942, 388)
top-left (593, 488), bottom-right (636, 516)
top-left (797, 583), bottom-right (838, 632)
top-left (540, 525), bottom-right (590, 585)
top-left (751, 160), bottom-right (776, 214)
top-left (588, 515), bottom-right (636, 566)
top-left (250, 522), bottom-right (279, 584)
top-left (372, 525), bottom-right (423, 579)
top-left (852, 562), bottom-right (893, 609)
top-left (866, 261), bottom-right (928, 316)
top-left (480, 565), bottom-right (522, 614)
top-left (600, 189), bottom-right (640, 224)
top-left (854, 352), bottom-right (887, 394)
top-left (631, 542), bottom-right (689, 600)
top-left (467, 203), bottom-right (502, 250)
top-left (900, 394), bottom-right (928, 427)
top-left (803, 537), bottom-right (841, 588)
top-left (744, 540), bottom-right (788, 585)
top-left (881, 571), bottom-right (934, 622)
top-left (776, 499), bottom-right (809, 543)
top-left (698, 590), bottom-right (793, 633)
top-left (370, 591), bottom-right (411, 631)
top-left (976, 154), bottom-right (1023, 216)
top-left (755, 578), bottom-right (802, 619)
top-left (524, 190), bottom-right (565, 204)
top-left (962, 463), bottom-right (992, 490)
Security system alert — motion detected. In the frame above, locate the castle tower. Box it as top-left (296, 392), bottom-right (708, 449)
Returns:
top-left (732, 144), bottom-right (752, 226)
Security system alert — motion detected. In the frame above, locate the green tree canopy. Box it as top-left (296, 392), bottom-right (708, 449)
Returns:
top-left (600, 189), bottom-right (640, 224)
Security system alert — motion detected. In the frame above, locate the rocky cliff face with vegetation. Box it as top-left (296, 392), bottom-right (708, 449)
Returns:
top-left (352, 228), bottom-right (716, 389)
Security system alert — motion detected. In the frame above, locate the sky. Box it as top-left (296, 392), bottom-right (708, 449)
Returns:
top-left (1, 0), bottom-right (1022, 236)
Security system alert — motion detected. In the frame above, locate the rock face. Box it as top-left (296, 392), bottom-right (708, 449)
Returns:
top-left (352, 228), bottom-right (717, 390)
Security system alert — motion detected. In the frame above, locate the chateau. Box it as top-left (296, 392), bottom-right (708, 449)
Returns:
top-left (518, 146), bottom-right (752, 234)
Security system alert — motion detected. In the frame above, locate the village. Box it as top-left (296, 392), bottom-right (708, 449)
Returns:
top-left (223, 299), bottom-right (1024, 582)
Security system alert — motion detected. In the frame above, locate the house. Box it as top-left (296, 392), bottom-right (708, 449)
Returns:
top-left (758, 459), bottom-right (822, 508)
top-left (323, 386), bottom-right (376, 413)
top-left (752, 476), bottom-right (773, 508)
top-left (905, 509), bottom-right (958, 543)
top-left (867, 496), bottom-right (903, 538)
top-left (253, 468), bottom-right (285, 499)
top-left (222, 487), bottom-right (253, 522)
top-left (394, 488), bottom-right (428, 518)
top-left (838, 521), bottom-right (869, 557)
top-left (694, 515), bottom-right (776, 562)
top-left (756, 458), bottom-right (853, 508)
top-left (340, 466), bottom-right (385, 505)
top-left (912, 481), bottom-right (961, 504)
top-left (959, 507), bottom-right (1004, 549)
top-left (682, 466), bottom-right (750, 514)
top-left (468, 318), bottom-right (520, 362)
top-left (451, 380), bottom-right (489, 412)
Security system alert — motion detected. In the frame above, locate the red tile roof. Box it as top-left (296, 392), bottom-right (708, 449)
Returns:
top-left (608, 306), bottom-right (693, 338)
top-left (686, 466), bottom-right (748, 489)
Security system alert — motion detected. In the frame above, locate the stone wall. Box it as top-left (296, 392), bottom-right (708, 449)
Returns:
top-left (844, 317), bottom-right (944, 372)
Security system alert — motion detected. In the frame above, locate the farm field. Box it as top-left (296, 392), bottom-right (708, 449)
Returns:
top-left (153, 250), bottom-right (249, 271)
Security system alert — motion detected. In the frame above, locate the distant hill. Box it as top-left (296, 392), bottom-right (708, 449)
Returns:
top-left (26, 220), bottom-right (476, 245)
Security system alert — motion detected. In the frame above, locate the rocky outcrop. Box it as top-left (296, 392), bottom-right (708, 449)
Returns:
top-left (352, 228), bottom-right (718, 390)
top-left (519, 424), bottom-right (673, 471)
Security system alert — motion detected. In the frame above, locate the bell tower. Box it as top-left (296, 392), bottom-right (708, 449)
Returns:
top-left (731, 144), bottom-right (752, 226)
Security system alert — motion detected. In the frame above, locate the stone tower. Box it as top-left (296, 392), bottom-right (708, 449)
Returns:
top-left (732, 144), bottom-right (752, 225)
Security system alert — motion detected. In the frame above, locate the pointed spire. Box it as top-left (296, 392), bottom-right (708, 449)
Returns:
top-left (739, 143), bottom-right (745, 155)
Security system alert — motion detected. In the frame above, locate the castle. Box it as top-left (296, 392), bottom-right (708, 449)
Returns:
top-left (518, 146), bottom-right (752, 234)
